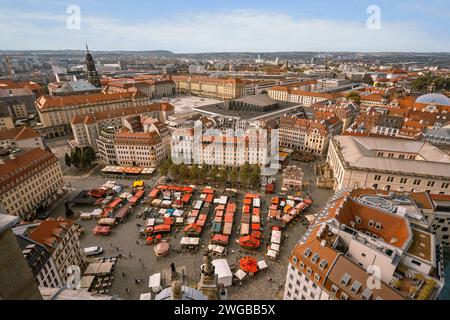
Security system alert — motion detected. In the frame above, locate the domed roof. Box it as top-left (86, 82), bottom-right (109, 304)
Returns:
top-left (416, 93), bottom-right (450, 106)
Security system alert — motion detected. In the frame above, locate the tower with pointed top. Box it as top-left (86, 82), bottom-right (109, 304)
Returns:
top-left (85, 45), bottom-right (101, 88)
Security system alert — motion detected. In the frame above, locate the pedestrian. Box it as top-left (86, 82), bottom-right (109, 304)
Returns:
top-left (122, 271), bottom-right (126, 277)
top-left (129, 253), bottom-right (132, 258)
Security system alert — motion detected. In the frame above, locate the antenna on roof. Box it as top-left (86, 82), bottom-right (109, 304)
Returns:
top-left (86, 44), bottom-right (90, 52)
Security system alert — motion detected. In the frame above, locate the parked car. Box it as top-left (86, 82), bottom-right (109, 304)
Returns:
top-left (83, 246), bottom-right (103, 256)
top-left (37, 210), bottom-right (52, 220)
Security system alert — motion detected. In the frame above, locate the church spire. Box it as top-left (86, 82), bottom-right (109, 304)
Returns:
top-left (85, 45), bottom-right (101, 88)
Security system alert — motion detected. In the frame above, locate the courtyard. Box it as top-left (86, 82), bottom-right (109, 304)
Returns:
top-left (51, 159), bottom-right (333, 300)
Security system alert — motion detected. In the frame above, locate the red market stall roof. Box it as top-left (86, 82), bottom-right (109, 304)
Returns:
top-left (239, 256), bottom-right (259, 273)
top-left (253, 208), bottom-right (260, 216)
top-left (196, 219), bottom-right (206, 227)
top-left (226, 203), bottom-right (237, 213)
top-left (239, 235), bottom-right (261, 249)
top-left (101, 207), bottom-right (112, 218)
top-left (181, 187), bottom-right (194, 193)
top-left (153, 224), bottom-right (171, 234)
top-left (211, 234), bottom-right (229, 245)
top-left (89, 188), bottom-right (108, 199)
top-left (116, 204), bottom-right (131, 220)
top-left (189, 210), bottom-right (199, 218)
top-left (122, 167), bottom-right (143, 174)
top-left (198, 214), bottom-right (208, 221)
top-left (245, 194), bottom-right (260, 199)
top-left (129, 196), bottom-right (139, 204)
top-left (149, 189), bottom-right (160, 198)
top-left (215, 210), bottom-right (224, 217)
top-left (244, 198), bottom-right (252, 205)
top-left (202, 188), bottom-right (215, 194)
top-left (214, 216), bottom-right (222, 223)
top-left (164, 217), bottom-right (174, 225)
top-left (217, 204), bottom-right (226, 211)
top-left (224, 214), bottom-right (234, 223)
top-left (181, 194), bottom-right (192, 203)
top-left (108, 198), bottom-right (123, 209)
top-left (157, 185), bottom-right (169, 190)
top-left (251, 231), bottom-right (262, 239)
top-left (135, 190), bottom-right (145, 199)
top-left (93, 225), bottom-right (111, 235)
top-left (243, 205), bottom-right (251, 214)
top-left (183, 223), bottom-right (202, 234)
top-left (252, 223), bottom-right (261, 231)
top-left (205, 194), bottom-right (214, 203)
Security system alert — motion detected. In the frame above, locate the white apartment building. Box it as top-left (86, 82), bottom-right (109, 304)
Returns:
top-left (279, 116), bottom-right (332, 155)
top-left (0, 126), bottom-right (44, 151)
top-left (0, 148), bottom-right (64, 220)
top-left (36, 91), bottom-right (150, 138)
top-left (70, 103), bottom-right (174, 152)
top-left (29, 218), bottom-right (85, 285)
top-left (268, 87), bottom-right (339, 107)
top-left (171, 123), bottom-right (272, 168)
top-left (284, 189), bottom-right (445, 301)
top-left (327, 136), bottom-right (450, 195)
top-left (114, 129), bottom-right (169, 168)
top-left (16, 235), bottom-right (63, 288)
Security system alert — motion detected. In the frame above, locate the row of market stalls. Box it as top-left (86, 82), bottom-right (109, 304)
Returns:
top-left (181, 187), bottom-right (215, 251)
top-left (80, 256), bottom-right (118, 295)
top-left (238, 194), bottom-right (262, 250)
top-left (142, 185), bottom-right (197, 242)
top-left (268, 195), bottom-right (313, 227)
top-left (266, 227), bottom-right (282, 260)
top-left (91, 181), bottom-right (146, 236)
top-left (101, 166), bottom-right (155, 176)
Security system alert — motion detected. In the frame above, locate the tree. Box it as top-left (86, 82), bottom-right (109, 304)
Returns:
top-left (210, 166), bottom-right (219, 180)
top-left (65, 153), bottom-right (72, 167)
top-left (230, 168), bottom-right (238, 187)
top-left (71, 147), bottom-right (82, 168)
top-left (198, 166), bottom-right (207, 182)
top-left (218, 168), bottom-right (229, 185)
top-left (239, 162), bottom-right (251, 186)
top-left (189, 165), bottom-right (199, 180)
top-left (179, 163), bottom-right (188, 179)
top-left (160, 159), bottom-right (172, 176)
top-left (169, 164), bottom-right (179, 178)
top-left (347, 91), bottom-right (361, 104)
top-left (250, 164), bottom-right (261, 188)
top-left (81, 146), bottom-right (96, 167)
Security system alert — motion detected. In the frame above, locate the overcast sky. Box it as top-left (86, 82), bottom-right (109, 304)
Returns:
top-left (0, 0), bottom-right (449, 52)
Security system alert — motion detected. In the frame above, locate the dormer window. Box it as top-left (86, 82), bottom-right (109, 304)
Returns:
top-left (311, 253), bottom-right (320, 264)
top-left (351, 281), bottom-right (362, 294)
top-left (304, 248), bottom-right (312, 258)
top-left (319, 259), bottom-right (328, 270)
top-left (341, 273), bottom-right (351, 286)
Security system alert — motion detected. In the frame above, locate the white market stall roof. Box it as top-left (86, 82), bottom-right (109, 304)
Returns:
top-left (180, 237), bottom-right (200, 246)
top-left (234, 269), bottom-right (247, 281)
top-left (266, 250), bottom-right (278, 259)
top-left (212, 259), bottom-right (233, 287)
top-left (148, 273), bottom-right (162, 293)
top-left (140, 293), bottom-right (152, 300)
top-left (257, 260), bottom-right (268, 270)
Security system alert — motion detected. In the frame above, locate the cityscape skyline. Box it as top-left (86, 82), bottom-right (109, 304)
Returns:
top-left (1, 0), bottom-right (450, 52)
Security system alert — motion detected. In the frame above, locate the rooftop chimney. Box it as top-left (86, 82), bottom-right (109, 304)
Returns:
top-left (9, 154), bottom-right (15, 160)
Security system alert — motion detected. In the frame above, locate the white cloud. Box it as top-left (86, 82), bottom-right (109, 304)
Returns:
top-left (0, 8), bottom-right (447, 52)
